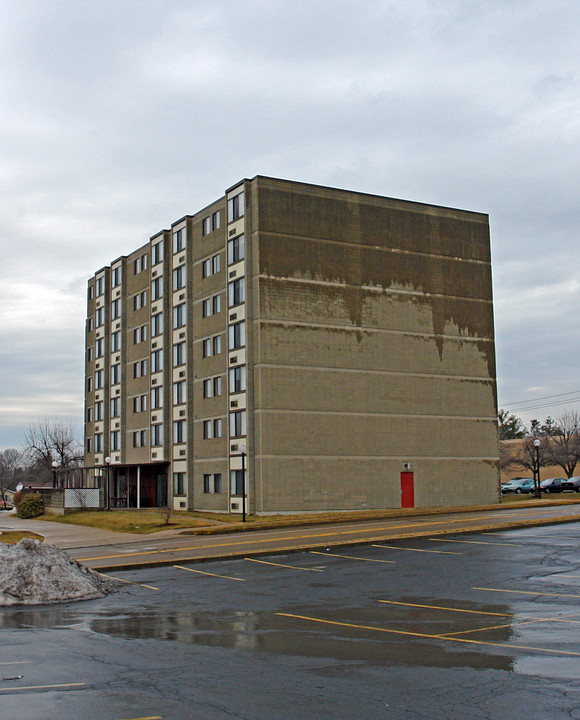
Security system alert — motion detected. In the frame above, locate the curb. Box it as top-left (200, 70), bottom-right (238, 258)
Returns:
top-left (89, 513), bottom-right (580, 572)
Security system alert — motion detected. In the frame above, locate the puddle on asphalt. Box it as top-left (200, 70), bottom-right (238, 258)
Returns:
top-left (3, 594), bottom-right (578, 677)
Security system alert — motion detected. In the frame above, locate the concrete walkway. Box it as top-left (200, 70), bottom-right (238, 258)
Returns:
top-left (3, 500), bottom-right (580, 570)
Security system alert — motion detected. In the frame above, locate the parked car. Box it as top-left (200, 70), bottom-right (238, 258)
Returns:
top-left (540, 478), bottom-right (568, 493)
top-left (501, 478), bottom-right (535, 494)
top-left (561, 477), bottom-right (580, 492)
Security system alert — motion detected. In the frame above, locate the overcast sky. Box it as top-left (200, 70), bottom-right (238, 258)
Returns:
top-left (1, 0), bottom-right (579, 450)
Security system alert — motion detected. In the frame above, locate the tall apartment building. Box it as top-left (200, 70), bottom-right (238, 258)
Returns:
top-left (84, 176), bottom-right (499, 514)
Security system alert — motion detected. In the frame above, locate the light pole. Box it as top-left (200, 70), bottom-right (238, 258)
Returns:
top-left (104, 456), bottom-right (111, 510)
top-left (51, 460), bottom-right (59, 489)
top-left (533, 439), bottom-right (541, 499)
top-left (239, 444), bottom-right (247, 522)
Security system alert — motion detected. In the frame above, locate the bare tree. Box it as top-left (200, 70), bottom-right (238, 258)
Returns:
top-left (545, 411), bottom-right (580, 478)
top-left (24, 419), bottom-right (83, 475)
top-left (0, 448), bottom-right (23, 505)
top-left (510, 436), bottom-right (550, 475)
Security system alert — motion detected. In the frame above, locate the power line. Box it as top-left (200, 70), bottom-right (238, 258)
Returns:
top-left (503, 389), bottom-right (580, 408)
top-left (508, 397), bottom-right (580, 414)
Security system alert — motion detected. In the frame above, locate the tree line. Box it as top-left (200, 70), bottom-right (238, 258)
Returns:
top-left (499, 410), bottom-right (580, 478)
top-left (0, 420), bottom-right (82, 504)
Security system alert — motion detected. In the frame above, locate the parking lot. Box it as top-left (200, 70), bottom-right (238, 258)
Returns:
top-left (2, 523), bottom-right (580, 719)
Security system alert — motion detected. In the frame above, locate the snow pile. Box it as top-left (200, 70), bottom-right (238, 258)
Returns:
top-left (0, 538), bottom-right (117, 606)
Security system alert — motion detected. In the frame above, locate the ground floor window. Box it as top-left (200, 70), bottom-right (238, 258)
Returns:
top-left (173, 472), bottom-right (186, 496)
top-left (230, 469), bottom-right (246, 495)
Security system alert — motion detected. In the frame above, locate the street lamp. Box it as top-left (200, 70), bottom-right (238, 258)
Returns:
top-left (239, 444), bottom-right (247, 522)
top-left (104, 456), bottom-right (111, 510)
top-left (533, 439), bottom-right (541, 499)
top-left (51, 460), bottom-right (59, 489)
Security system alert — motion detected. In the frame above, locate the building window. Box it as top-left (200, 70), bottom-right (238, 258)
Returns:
top-left (173, 472), bottom-right (185, 495)
top-left (95, 401), bottom-right (103, 421)
top-left (110, 431), bottom-right (120, 451)
top-left (134, 254), bottom-right (148, 274)
top-left (203, 474), bottom-right (212, 493)
top-left (96, 277), bottom-right (104, 296)
top-left (229, 321), bottom-right (246, 349)
top-left (94, 433), bottom-right (103, 452)
top-left (202, 298), bottom-right (211, 318)
top-left (87, 317), bottom-right (94, 332)
top-left (173, 341), bottom-right (186, 367)
top-left (214, 376), bottom-right (222, 396)
top-left (202, 211), bottom-right (221, 236)
top-left (133, 359), bottom-right (147, 378)
top-left (151, 312), bottom-right (163, 337)
top-left (151, 349), bottom-right (164, 373)
top-left (110, 397), bottom-right (120, 417)
top-left (230, 469), bottom-right (246, 495)
top-left (173, 265), bottom-right (186, 291)
top-left (87, 376), bottom-right (93, 392)
top-left (173, 303), bottom-right (186, 328)
top-left (95, 369), bottom-right (104, 389)
top-left (151, 386), bottom-right (163, 409)
top-left (173, 380), bottom-right (186, 405)
top-left (86, 437), bottom-right (92, 453)
top-left (213, 294), bottom-right (221, 314)
top-left (111, 331), bottom-right (121, 352)
top-left (111, 266), bottom-right (122, 288)
top-left (134, 324), bottom-right (147, 344)
top-left (152, 239), bottom-right (164, 265)
top-left (227, 191), bottom-right (244, 223)
top-left (173, 419), bottom-right (186, 444)
top-left (228, 278), bottom-right (245, 307)
top-left (95, 307), bottom-right (104, 327)
top-left (87, 346), bottom-right (93, 362)
top-left (230, 410), bottom-right (246, 438)
top-left (229, 365), bottom-right (246, 393)
top-left (214, 473), bottom-right (222, 493)
top-left (111, 299), bottom-right (121, 320)
top-left (202, 254), bottom-right (221, 278)
top-left (88, 285), bottom-right (94, 300)
top-left (133, 430), bottom-right (147, 448)
top-left (151, 424), bottom-right (163, 446)
top-left (111, 363), bottom-right (121, 385)
top-left (213, 418), bottom-right (222, 438)
top-left (203, 420), bottom-right (212, 439)
top-left (86, 406), bottom-right (93, 423)
top-left (202, 338), bottom-right (211, 358)
top-left (133, 290), bottom-right (147, 310)
top-left (152, 277), bottom-right (163, 300)
top-left (213, 335), bottom-right (221, 355)
top-left (173, 228), bottom-right (186, 254)
top-left (95, 338), bottom-right (104, 358)
top-left (203, 378), bottom-right (212, 398)
top-left (227, 235), bottom-right (245, 265)
top-left (133, 394), bottom-right (147, 413)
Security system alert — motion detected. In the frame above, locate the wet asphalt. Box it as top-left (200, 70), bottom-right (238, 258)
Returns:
top-left (2, 523), bottom-right (580, 719)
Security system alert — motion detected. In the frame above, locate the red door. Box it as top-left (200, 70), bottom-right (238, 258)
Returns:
top-left (400, 472), bottom-right (415, 508)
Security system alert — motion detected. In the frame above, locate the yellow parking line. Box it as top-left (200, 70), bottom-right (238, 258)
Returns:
top-left (430, 538), bottom-right (521, 547)
top-left (440, 612), bottom-right (580, 637)
top-left (76, 513), bottom-right (512, 562)
top-left (0, 683), bottom-right (85, 693)
top-left (474, 587), bottom-right (580, 599)
top-left (310, 551), bottom-right (395, 564)
top-left (372, 544), bottom-right (460, 555)
top-left (97, 573), bottom-right (159, 590)
top-left (244, 558), bottom-right (323, 572)
top-left (173, 565), bottom-right (245, 581)
top-left (276, 613), bottom-right (580, 656)
top-left (118, 717), bottom-right (162, 720)
top-left (0, 661), bottom-right (30, 666)
top-left (378, 599), bottom-right (513, 617)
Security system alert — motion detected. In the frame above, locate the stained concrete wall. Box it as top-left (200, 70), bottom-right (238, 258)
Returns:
top-left (249, 177), bottom-right (499, 512)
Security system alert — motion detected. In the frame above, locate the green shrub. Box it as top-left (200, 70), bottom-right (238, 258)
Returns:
top-left (17, 492), bottom-right (44, 519)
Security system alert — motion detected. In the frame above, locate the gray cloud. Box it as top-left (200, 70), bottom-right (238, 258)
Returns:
top-left (1, 0), bottom-right (579, 448)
